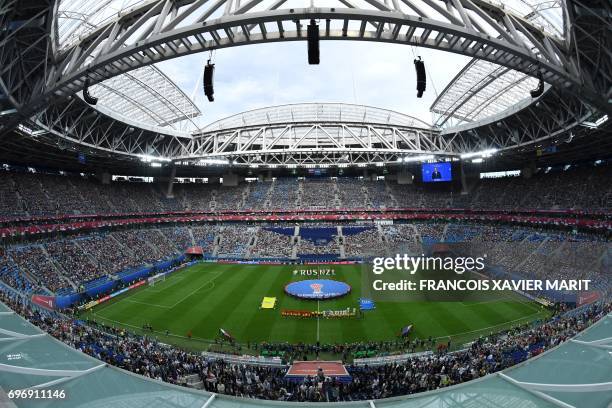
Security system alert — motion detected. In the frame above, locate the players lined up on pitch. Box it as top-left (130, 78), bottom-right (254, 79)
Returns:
top-left (1, 289), bottom-right (608, 402)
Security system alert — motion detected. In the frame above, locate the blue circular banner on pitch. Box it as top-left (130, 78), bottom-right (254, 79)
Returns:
top-left (285, 279), bottom-right (351, 300)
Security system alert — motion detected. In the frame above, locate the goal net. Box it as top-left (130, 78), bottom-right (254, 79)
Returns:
top-left (148, 274), bottom-right (166, 286)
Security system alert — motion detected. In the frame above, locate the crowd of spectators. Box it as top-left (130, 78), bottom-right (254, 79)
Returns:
top-left (383, 224), bottom-right (421, 254)
top-left (266, 179), bottom-right (298, 210)
top-left (344, 228), bottom-right (382, 256)
top-left (218, 226), bottom-right (254, 257)
top-left (9, 245), bottom-right (67, 292)
top-left (0, 227), bottom-right (194, 293)
top-left (243, 182), bottom-right (272, 210)
top-left (0, 221), bottom-right (607, 294)
top-left (415, 223), bottom-right (447, 243)
top-left (254, 228), bottom-right (294, 258)
top-left (0, 251), bottom-right (33, 293)
top-left (0, 164), bottom-right (611, 216)
top-left (214, 186), bottom-right (246, 210)
top-left (160, 226), bottom-right (194, 250)
top-left (438, 223), bottom-right (611, 296)
top-left (1, 288), bottom-right (608, 402)
top-left (299, 179), bottom-right (340, 209)
top-left (297, 237), bottom-right (340, 256)
top-left (337, 178), bottom-right (369, 208)
top-left (0, 165), bottom-right (609, 402)
top-left (45, 237), bottom-right (103, 287)
top-left (191, 226), bottom-right (217, 252)
top-left (364, 180), bottom-right (392, 208)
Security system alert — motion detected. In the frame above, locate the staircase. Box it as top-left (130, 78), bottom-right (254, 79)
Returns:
top-left (212, 234), bottom-right (220, 257)
top-left (362, 186), bottom-right (373, 208)
top-left (67, 178), bottom-right (87, 214)
top-left (180, 187), bottom-right (190, 210)
top-left (292, 236), bottom-right (301, 259)
top-left (332, 180), bottom-right (342, 208)
top-left (110, 233), bottom-right (136, 260)
top-left (73, 239), bottom-right (106, 276)
top-left (295, 180), bottom-right (304, 208)
top-left (240, 184), bottom-right (250, 209)
top-left (514, 237), bottom-right (550, 272)
top-left (337, 226), bottom-right (346, 258)
top-left (385, 182), bottom-right (399, 207)
top-left (41, 246), bottom-right (78, 291)
top-left (245, 227), bottom-right (259, 258)
top-left (187, 227), bottom-right (196, 246)
top-left (262, 180), bottom-right (275, 209)
top-left (441, 224), bottom-right (450, 241)
top-left (209, 190), bottom-right (217, 210)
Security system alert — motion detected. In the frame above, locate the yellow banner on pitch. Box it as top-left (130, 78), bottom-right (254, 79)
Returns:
top-left (261, 297), bottom-right (277, 309)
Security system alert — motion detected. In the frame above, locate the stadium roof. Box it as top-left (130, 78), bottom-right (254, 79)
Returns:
top-left (56, 0), bottom-right (150, 52)
top-left (429, 1), bottom-right (564, 128)
top-left (56, 0), bottom-right (565, 52)
top-left (85, 65), bottom-right (201, 130)
top-left (430, 59), bottom-right (544, 128)
top-left (1, 0), bottom-right (607, 171)
top-left (57, 1), bottom-right (202, 132)
top-left (56, 0), bottom-right (565, 133)
top-left (1, 298), bottom-right (611, 408)
top-left (199, 103), bottom-right (431, 133)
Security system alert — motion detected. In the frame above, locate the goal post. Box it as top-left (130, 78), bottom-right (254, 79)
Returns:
top-left (148, 274), bottom-right (166, 286)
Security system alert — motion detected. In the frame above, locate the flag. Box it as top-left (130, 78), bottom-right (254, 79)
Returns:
top-left (359, 298), bottom-right (375, 311)
top-left (400, 324), bottom-right (413, 337)
top-left (219, 328), bottom-right (233, 341)
top-left (261, 297), bottom-right (277, 309)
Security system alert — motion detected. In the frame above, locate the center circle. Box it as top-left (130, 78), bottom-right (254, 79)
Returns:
top-left (284, 279), bottom-right (351, 300)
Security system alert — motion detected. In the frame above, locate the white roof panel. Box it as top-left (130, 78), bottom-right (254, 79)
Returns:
top-left (430, 60), bottom-right (540, 127)
top-left (199, 103), bottom-right (431, 133)
top-left (86, 65), bottom-right (201, 129)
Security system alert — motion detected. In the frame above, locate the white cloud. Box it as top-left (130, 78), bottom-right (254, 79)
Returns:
top-left (156, 41), bottom-right (470, 128)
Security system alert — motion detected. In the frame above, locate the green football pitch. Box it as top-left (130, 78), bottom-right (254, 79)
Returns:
top-left (81, 263), bottom-right (550, 352)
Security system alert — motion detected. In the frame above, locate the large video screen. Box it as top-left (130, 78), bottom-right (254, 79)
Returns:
top-left (422, 162), bottom-right (452, 182)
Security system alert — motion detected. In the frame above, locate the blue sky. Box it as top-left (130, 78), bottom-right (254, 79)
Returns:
top-left (157, 41), bottom-right (470, 128)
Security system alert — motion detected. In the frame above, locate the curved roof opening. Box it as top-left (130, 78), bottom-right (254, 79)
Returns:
top-left (56, 1), bottom-right (564, 133)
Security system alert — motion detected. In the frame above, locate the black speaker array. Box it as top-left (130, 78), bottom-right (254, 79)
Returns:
top-left (204, 61), bottom-right (215, 102)
top-left (83, 79), bottom-right (98, 105)
top-left (530, 72), bottom-right (544, 98)
top-left (414, 57), bottom-right (426, 98)
top-left (307, 19), bottom-right (320, 65)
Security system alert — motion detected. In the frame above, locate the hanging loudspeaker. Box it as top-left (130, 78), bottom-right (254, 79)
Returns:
top-left (83, 79), bottom-right (98, 105)
top-left (204, 61), bottom-right (215, 102)
top-left (530, 72), bottom-right (544, 98)
top-left (414, 57), bottom-right (426, 98)
top-left (307, 19), bottom-right (320, 65)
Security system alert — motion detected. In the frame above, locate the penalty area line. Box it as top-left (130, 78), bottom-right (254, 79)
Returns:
top-left (124, 299), bottom-right (170, 308)
top-left (168, 270), bottom-right (223, 309)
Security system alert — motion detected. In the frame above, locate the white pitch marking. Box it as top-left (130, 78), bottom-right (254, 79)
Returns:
top-left (316, 299), bottom-right (320, 342)
top-left (168, 270), bottom-right (224, 309)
